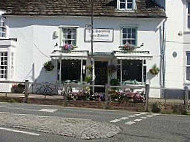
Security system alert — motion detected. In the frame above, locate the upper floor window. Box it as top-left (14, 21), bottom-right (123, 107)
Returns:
top-left (118, 0), bottom-right (134, 10)
top-left (121, 27), bottom-right (137, 45)
top-left (62, 28), bottom-right (77, 46)
top-left (0, 16), bottom-right (6, 38)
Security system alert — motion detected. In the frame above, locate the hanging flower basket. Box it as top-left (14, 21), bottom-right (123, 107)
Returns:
top-left (85, 76), bottom-right (92, 83)
top-left (86, 65), bottom-right (93, 73)
top-left (44, 61), bottom-right (54, 71)
top-left (149, 64), bottom-right (160, 75)
top-left (62, 44), bottom-right (77, 52)
top-left (107, 64), bottom-right (117, 74)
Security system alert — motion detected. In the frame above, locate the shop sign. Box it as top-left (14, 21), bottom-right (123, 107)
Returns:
top-left (85, 28), bottom-right (114, 42)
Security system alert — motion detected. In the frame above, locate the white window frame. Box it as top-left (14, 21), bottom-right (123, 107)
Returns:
top-left (186, 52), bottom-right (190, 81)
top-left (60, 27), bottom-right (77, 46)
top-left (0, 52), bottom-right (8, 79)
top-left (121, 26), bottom-right (137, 46)
top-left (0, 16), bottom-right (6, 38)
top-left (117, 0), bottom-right (135, 10)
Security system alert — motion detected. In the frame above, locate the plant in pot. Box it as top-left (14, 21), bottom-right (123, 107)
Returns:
top-left (85, 76), bottom-right (92, 83)
top-left (86, 65), bottom-right (93, 73)
top-left (44, 61), bottom-right (54, 71)
top-left (149, 64), bottom-right (160, 75)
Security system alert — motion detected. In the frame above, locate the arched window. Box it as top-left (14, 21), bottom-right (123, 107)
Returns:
top-left (0, 16), bottom-right (6, 38)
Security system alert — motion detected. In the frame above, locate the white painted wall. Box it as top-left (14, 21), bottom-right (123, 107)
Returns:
top-left (165, 0), bottom-right (185, 89)
top-left (5, 16), bottom-right (164, 97)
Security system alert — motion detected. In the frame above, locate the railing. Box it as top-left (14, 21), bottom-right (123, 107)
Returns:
top-left (0, 80), bottom-right (189, 112)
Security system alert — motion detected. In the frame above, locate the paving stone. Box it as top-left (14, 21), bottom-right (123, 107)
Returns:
top-left (0, 112), bottom-right (121, 139)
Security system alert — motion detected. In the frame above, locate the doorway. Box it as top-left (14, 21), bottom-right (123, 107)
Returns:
top-left (95, 61), bottom-right (108, 92)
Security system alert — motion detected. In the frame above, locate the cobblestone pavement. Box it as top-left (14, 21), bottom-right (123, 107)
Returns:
top-left (0, 112), bottom-right (121, 140)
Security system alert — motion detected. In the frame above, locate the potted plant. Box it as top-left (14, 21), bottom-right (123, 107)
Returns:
top-left (85, 76), bottom-right (92, 83)
top-left (62, 44), bottom-right (77, 52)
top-left (86, 65), bottom-right (93, 73)
top-left (44, 61), bottom-right (54, 71)
top-left (149, 64), bottom-right (160, 75)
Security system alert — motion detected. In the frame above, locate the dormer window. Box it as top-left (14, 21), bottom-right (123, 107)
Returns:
top-left (118, 0), bottom-right (134, 10)
top-left (0, 16), bottom-right (6, 38)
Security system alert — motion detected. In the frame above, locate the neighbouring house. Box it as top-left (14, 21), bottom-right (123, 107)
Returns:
top-left (0, 0), bottom-right (167, 97)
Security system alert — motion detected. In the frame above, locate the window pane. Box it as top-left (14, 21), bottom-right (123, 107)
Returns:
top-left (127, 3), bottom-right (133, 9)
top-left (121, 27), bottom-right (137, 46)
top-left (62, 28), bottom-right (77, 46)
top-left (122, 28), bottom-right (127, 33)
top-left (120, 3), bottom-right (126, 9)
top-left (0, 52), bottom-right (8, 79)
top-left (187, 52), bottom-right (190, 65)
top-left (123, 34), bottom-right (127, 38)
top-left (186, 67), bottom-right (190, 81)
top-left (188, 16), bottom-right (190, 28)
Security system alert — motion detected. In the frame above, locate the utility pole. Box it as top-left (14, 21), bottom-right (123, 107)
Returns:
top-left (91, 0), bottom-right (94, 58)
top-left (90, 0), bottom-right (94, 93)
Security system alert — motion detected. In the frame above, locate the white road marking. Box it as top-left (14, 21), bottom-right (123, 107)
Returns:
top-left (128, 115), bottom-right (136, 118)
top-left (110, 119), bottom-right (121, 123)
top-left (120, 117), bottom-right (129, 120)
top-left (39, 109), bottom-right (57, 113)
top-left (134, 119), bottom-right (142, 122)
top-left (0, 127), bottom-right (40, 136)
top-left (152, 114), bottom-right (160, 116)
top-left (140, 117), bottom-right (147, 119)
top-left (140, 112), bottom-right (147, 115)
top-left (125, 121), bottom-right (136, 125)
top-left (147, 115), bottom-right (154, 118)
top-left (134, 113), bottom-right (141, 116)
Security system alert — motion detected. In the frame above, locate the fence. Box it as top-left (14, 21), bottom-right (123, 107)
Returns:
top-left (0, 80), bottom-right (189, 112)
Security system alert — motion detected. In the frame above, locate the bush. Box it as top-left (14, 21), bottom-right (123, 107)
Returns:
top-left (151, 103), bottom-right (161, 113)
top-left (172, 105), bottom-right (187, 115)
top-left (44, 61), bottom-right (54, 71)
top-left (11, 84), bottom-right (25, 93)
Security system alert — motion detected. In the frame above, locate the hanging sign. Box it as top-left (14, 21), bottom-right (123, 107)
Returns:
top-left (85, 28), bottom-right (114, 42)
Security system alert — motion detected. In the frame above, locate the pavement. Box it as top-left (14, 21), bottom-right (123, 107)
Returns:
top-left (0, 102), bottom-right (190, 142)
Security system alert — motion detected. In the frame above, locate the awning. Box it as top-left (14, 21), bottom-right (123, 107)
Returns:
top-left (114, 51), bottom-right (153, 60)
top-left (50, 50), bottom-right (89, 60)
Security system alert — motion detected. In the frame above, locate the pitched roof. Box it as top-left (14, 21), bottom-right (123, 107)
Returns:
top-left (0, 0), bottom-right (165, 18)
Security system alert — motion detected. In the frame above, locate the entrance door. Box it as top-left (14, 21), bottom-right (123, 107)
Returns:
top-left (95, 61), bottom-right (108, 92)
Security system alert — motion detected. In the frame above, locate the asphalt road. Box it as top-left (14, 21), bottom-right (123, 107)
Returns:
top-left (0, 102), bottom-right (189, 142)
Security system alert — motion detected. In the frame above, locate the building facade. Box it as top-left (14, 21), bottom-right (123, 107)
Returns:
top-left (0, 0), bottom-right (167, 97)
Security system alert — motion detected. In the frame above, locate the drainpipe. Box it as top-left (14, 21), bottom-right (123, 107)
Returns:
top-left (161, 18), bottom-right (167, 97)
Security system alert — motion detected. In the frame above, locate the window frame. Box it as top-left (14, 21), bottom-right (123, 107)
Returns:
top-left (0, 52), bottom-right (8, 79)
top-left (187, 3), bottom-right (190, 29)
top-left (120, 26), bottom-right (138, 46)
top-left (60, 27), bottom-right (77, 47)
top-left (185, 52), bottom-right (190, 81)
top-left (117, 0), bottom-right (135, 11)
top-left (0, 16), bottom-right (6, 38)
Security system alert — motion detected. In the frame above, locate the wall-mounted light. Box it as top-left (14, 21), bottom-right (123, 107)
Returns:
top-left (178, 31), bottom-right (183, 36)
top-left (53, 31), bottom-right (58, 39)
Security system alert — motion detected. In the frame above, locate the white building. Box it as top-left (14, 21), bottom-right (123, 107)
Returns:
top-left (0, 0), bottom-right (168, 97)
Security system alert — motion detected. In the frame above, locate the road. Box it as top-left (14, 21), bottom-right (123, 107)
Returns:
top-left (0, 102), bottom-right (189, 142)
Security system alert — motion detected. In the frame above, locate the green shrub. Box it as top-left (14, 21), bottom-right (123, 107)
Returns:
top-left (11, 84), bottom-right (25, 93)
top-left (151, 102), bottom-right (161, 113)
top-left (172, 105), bottom-right (187, 115)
